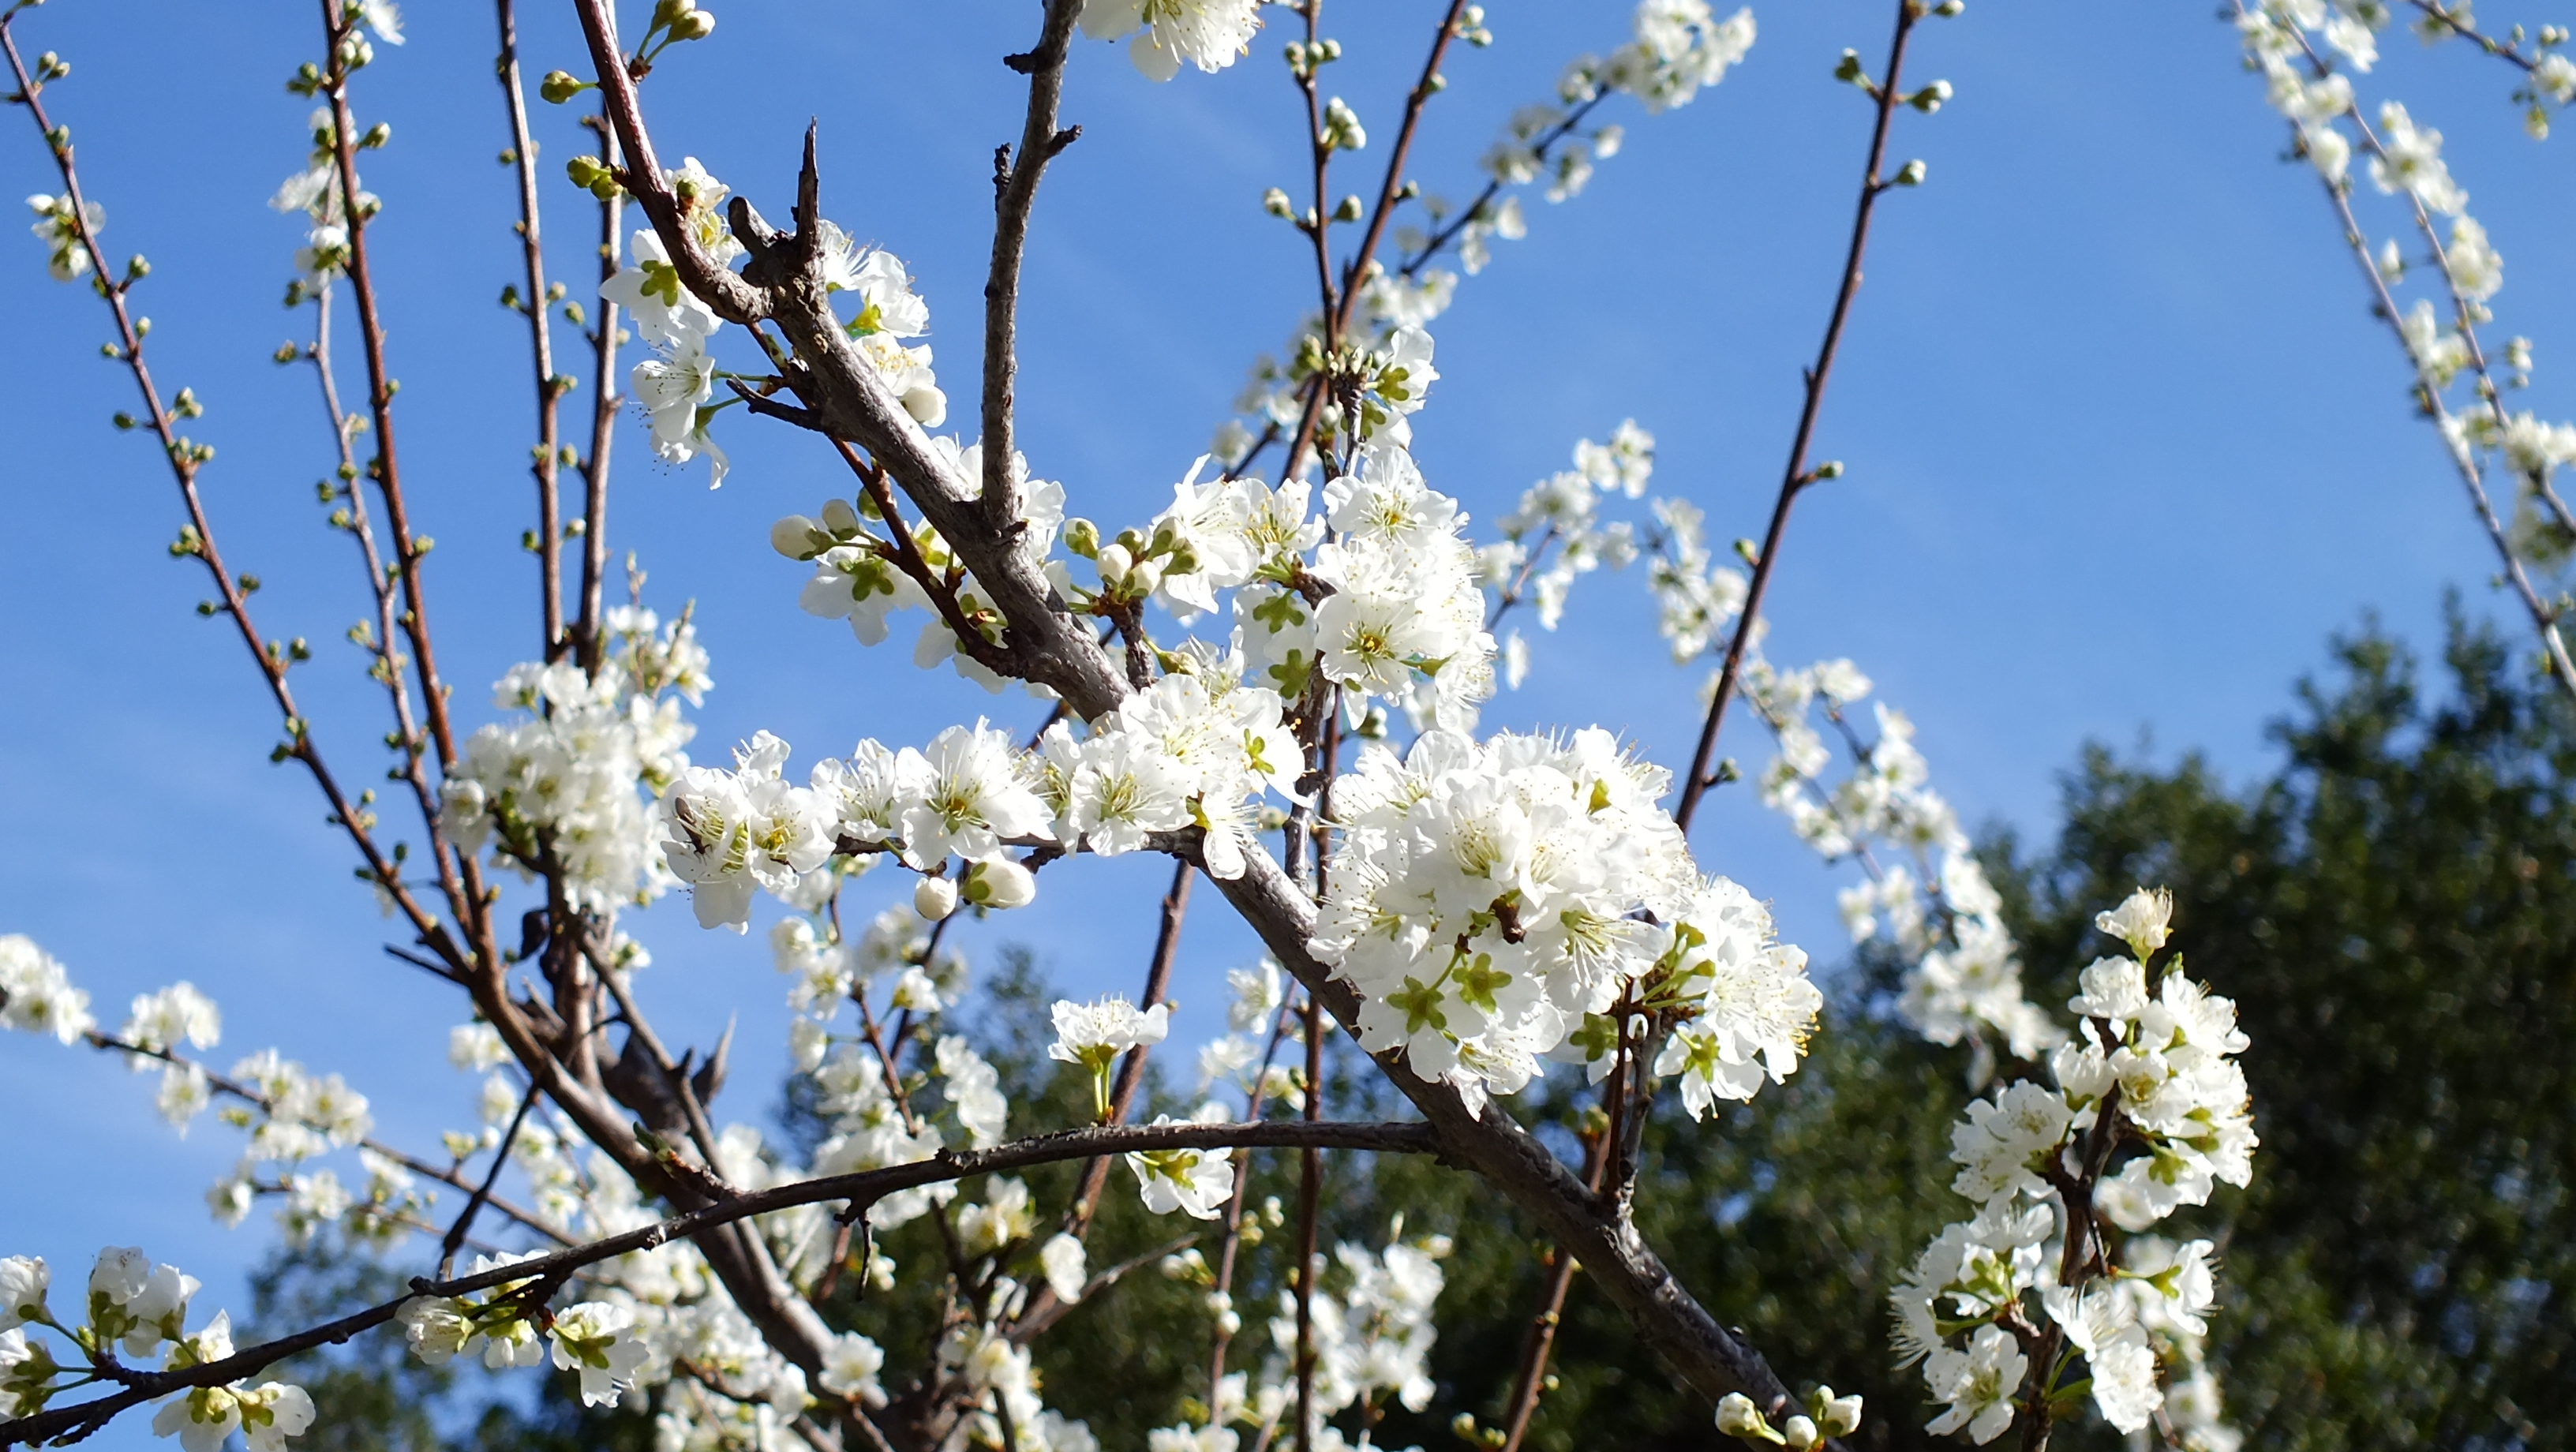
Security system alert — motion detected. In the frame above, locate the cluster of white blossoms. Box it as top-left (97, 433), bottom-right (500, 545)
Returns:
top-left (23, 192), bottom-right (103, 283)
top-left (1312, 726), bottom-right (1817, 1114)
top-left (1080, 0), bottom-right (1264, 82)
top-left (6, 939), bottom-right (427, 1254)
top-left (1479, 420), bottom-right (1651, 688)
top-left (202, 1047), bottom-right (413, 1248)
top-left (1738, 659), bottom-right (2064, 1068)
top-left (440, 605), bottom-right (707, 914)
top-left (0, 1248), bottom-right (313, 1451)
top-left (398, 1255), bottom-right (650, 1407)
top-left (657, 719), bottom-right (1058, 932)
top-left (1714, 1386), bottom-right (1864, 1450)
top-left (776, 439), bottom-right (1066, 692)
top-left (940, 1322), bottom-right (1099, 1452)
top-left (1148, 1220), bottom-right (1447, 1451)
top-left (1895, 890), bottom-right (2258, 1448)
top-left (1221, 0), bottom-right (1754, 467)
top-left (1642, 495), bottom-right (1750, 667)
top-left (1193, 957), bottom-right (1302, 1110)
top-left (2242, 3), bottom-right (2576, 547)
top-left (0, 934), bottom-right (92, 1045)
top-left (595, 147), bottom-right (946, 488)
top-left (1444, 2), bottom-right (1752, 277)
top-left (1233, 442), bottom-right (1496, 731)
top-left (269, 107), bottom-right (368, 300)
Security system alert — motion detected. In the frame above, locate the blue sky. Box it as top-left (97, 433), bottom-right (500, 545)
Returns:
top-left (4, 1), bottom-right (2571, 1442)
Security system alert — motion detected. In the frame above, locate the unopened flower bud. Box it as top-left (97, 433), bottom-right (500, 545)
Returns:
top-left (1063, 517), bottom-right (1100, 559)
top-left (1820, 1392), bottom-right (1863, 1437)
top-left (1908, 80), bottom-right (1952, 113)
top-left (1096, 543), bottom-right (1134, 587)
top-left (1334, 193), bottom-right (1365, 223)
top-left (902, 384), bottom-right (947, 428)
top-left (820, 497), bottom-right (862, 535)
top-left (769, 515), bottom-right (822, 558)
top-left (1782, 1416), bottom-right (1818, 1449)
top-left (1126, 559), bottom-right (1164, 598)
top-left (914, 873), bottom-right (958, 922)
top-left (1715, 1393), bottom-right (1771, 1440)
top-left (960, 858), bottom-right (1036, 910)
top-left (1262, 187), bottom-right (1294, 219)
top-left (1893, 159), bottom-right (1927, 186)
top-left (539, 69), bottom-right (589, 104)
top-left (674, 8), bottom-right (716, 39)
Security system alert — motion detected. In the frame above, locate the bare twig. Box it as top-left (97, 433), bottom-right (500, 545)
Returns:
top-left (438, 1077), bottom-right (542, 1278)
top-left (2404, 0), bottom-right (2541, 69)
top-left (1673, 0), bottom-right (1924, 834)
top-left (1, 18), bottom-right (464, 972)
top-left (981, 0), bottom-right (1084, 532)
top-left (2253, 15), bottom-right (2576, 698)
top-left (575, 114), bottom-right (624, 672)
top-left (495, 0), bottom-right (567, 658)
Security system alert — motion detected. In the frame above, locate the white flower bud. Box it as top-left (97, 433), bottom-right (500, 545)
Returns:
top-left (770, 515), bottom-right (821, 558)
top-left (821, 496), bottom-right (863, 535)
top-left (1715, 1393), bottom-right (1770, 1439)
top-left (914, 873), bottom-right (958, 921)
top-left (901, 384), bottom-right (947, 428)
top-left (1821, 1393), bottom-right (1863, 1437)
top-left (960, 857), bottom-right (1036, 910)
top-left (1126, 558), bottom-right (1164, 597)
top-left (1782, 1415), bottom-right (1818, 1449)
top-left (1095, 543), bottom-right (1133, 588)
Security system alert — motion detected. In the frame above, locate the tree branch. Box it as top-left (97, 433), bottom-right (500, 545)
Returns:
top-left (494, 0), bottom-right (567, 659)
top-left (0, 1121), bottom-right (1436, 1450)
top-left (981, 0), bottom-right (1084, 532)
top-left (1672, 0), bottom-right (1922, 834)
top-left (0, 17), bottom-right (466, 975)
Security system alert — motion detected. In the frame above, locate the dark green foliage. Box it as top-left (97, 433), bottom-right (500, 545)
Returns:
top-left (1997, 617), bottom-right (2576, 1450)
top-left (245, 618), bottom-right (2574, 1452)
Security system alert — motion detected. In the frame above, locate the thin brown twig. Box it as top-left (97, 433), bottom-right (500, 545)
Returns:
top-left (314, 0), bottom-right (505, 976)
top-left (835, 440), bottom-right (1021, 674)
top-left (438, 1076), bottom-right (543, 1278)
top-left (979, 0), bottom-right (1084, 532)
top-left (2276, 24), bottom-right (2576, 547)
top-left (1330, 0), bottom-right (1471, 338)
top-left (1395, 93), bottom-right (1608, 281)
top-left (576, 114), bottom-right (624, 672)
top-left (306, 278), bottom-right (474, 938)
top-left (316, 0), bottom-right (461, 778)
top-left (495, 0), bottom-right (567, 659)
top-left (1673, 0), bottom-right (1924, 834)
top-left (1203, 993), bottom-right (1299, 1393)
top-left (83, 1032), bottom-right (567, 1246)
top-left (2404, 0), bottom-right (2542, 69)
top-left (2253, 16), bottom-right (2576, 697)
top-left (1294, 986), bottom-right (1326, 1452)
top-left (1494, 1122), bottom-right (1610, 1452)
top-left (0, 19), bottom-right (464, 972)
